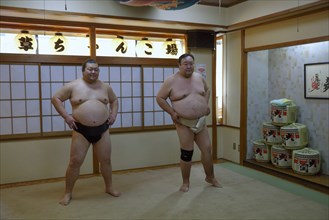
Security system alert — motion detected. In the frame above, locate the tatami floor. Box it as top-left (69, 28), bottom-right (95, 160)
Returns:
top-left (1, 162), bottom-right (328, 220)
top-left (244, 159), bottom-right (329, 194)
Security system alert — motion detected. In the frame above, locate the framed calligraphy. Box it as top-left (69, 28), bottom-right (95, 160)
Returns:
top-left (304, 62), bottom-right (329, 99)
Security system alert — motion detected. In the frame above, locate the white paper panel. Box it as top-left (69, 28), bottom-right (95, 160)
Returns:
top-left (64, 66), bottom-right (78, 82)
top-left (164, 113), bottom-right (173, 125)
top-left (25, 65), bottom-right (39, 81)
top-left (42, 116), bottom-right (52, 132)
top-left (132, 83), bottom-right (141, 96)
top-left (0, 101), bottom-right (11, 117)
top-left (111, 113), bottom-right (121, 128)
top-left (41, 65), bottom-right (51, 82)
top-left (121, 67), bottom-right (131, 81)
top-left (111, 83), bottom-right (121, 97)
top-left (26, 100), bottom-right (40, 116)
top-left (122, 83), bottom-right (132, 97)
top-left (0, 83), bottom-right (10, 99)
top-left (42, 100), bottom-right (52, 115)
top-left (133, 112), bottom-right (142, 126)
top-left (52, 115), bottom-right (65, 131)
top-left (0, 64), bottom-right (10, 81)
top-left (144, 112), bottom-right (154, 126)
top-left (144, 97), bottom-right (154, 111)
top-left (12, 117), bottom-right (26, 134)
top-left (64, 101), bottom-right (72, 114)
top-left (132, 67), bottom-right (141, 81)
top-left (51, 82), bottom-right (64, 96)
top-left (143, 67), bottom-right (153, 81)
top-left (109, 67), bottom-right (121, 81)
top-left (0, 118), bottom-right (12, 134)
top-left (154, 82), bottom-right (162, 97)
top-left (154, 112), bottom-right (164, 125)
top-left (99, 66), bottom-right (109, 82)
top-left (11, 83), bottom-right (25, 99)
top-left (26, 83), bottom-right (39, 98)
top-left (132, 98), bottom-right (142, 111)
top-left (153, 67), bottom-right (164, 81)
top-left (41, 83), bottom-right (51, 98)
top-left (0, 64), bottom-right (177, 135)
top-left (12, 100), bottom-right (26, 116)
top-left (10, 65), bottom-right (25, 81)
top-left (27, 117), bottom-right (40, 133)
top-left (122, 113), bottom-right (132, 127)
top-left (144, 83), bottom-right (153, 96)
top-left (50, 66), bottom-right (63, 81)
top-left (164, 67), bottom-right (175, 79)
top-left (121, 97), bottom-right (132, 112)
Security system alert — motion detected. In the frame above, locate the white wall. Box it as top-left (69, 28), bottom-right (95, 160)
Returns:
top-left (245, 10), bottom-right (329, 48)
top-left (242, 10), bottom-right (329, 172)
top-left (190, 47), bottom-right (214, 123)
top-left (0, 48), bottom-right (213, 184)
top-left (224, 31), bottom-right (241, 127)
top-left (0, 0), bottom-right (225, 26)
top-left (226, 0), bottom-right (318, 25)
top-left (217, 127), bottom-right (240, 163)
top-left (213, 31), bottom-right (242, 165)
top-left (0, 138), bottom-right (92, 184)
top-left (0, 0), bottom-right (319, 27)
top-left (0, 128), bottom-right (210, 184)
top-left (111, 130), bottom-right (202, 171)
top-left (1, 2), bottom-right (328, 184)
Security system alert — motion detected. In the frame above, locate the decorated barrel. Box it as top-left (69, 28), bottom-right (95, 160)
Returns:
top-left (270, 100), bottom-right (297, 126)
top-left (271, 145), bottom-right (292, 168)
top-left (292, 148), bottom-right (321, 175)
top-left (281, 123), bottom-right (308, 150)
top-left (262, 122), bottom-right (282, 145)
top-left (253, 139), bottom-right (271, 162)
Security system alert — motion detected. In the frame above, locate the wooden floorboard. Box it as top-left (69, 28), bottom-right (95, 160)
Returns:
top-left (244, 159), bottom-right (329, 194)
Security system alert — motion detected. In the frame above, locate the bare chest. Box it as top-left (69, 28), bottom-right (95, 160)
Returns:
top-left (170, 80), bottom-right (205, 101)
top-left (70, 85), bottom-right (109, 105)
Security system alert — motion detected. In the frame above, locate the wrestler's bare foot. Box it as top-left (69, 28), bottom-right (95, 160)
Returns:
top-left (179, 183), bottom-right (190, 192)
top-left (59, 193), bottom-right (72, 206)
top-left (205, 177), bottom-right (222, 188)
top-left (106, 188), bottom-right (121, 197)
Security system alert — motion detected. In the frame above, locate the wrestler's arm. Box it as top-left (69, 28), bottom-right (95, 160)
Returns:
top-left (107, 85), bottom-right (118, 125)
top-left (202, 77), bottom-right (211, 115)
top-left (51, 82), bottom-right (76, 129)
top-left (156, 77), bottom-right (180, 124)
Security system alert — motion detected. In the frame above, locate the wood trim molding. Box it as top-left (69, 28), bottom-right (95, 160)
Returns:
top-left (222, 1), bottom-right (329, 33)
top-left (239, 29), bottom-right (247, 165)
top-left (0, 6), bottom-right (225, 33)
top-left (244, 36), bottom-right (329, 52)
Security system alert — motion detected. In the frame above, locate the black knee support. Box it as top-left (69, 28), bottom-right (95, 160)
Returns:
top-left (180, 149), bottom-right (193, 162)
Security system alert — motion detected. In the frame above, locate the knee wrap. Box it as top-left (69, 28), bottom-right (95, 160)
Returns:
top-left (180, 149), bottom-right (193, 162)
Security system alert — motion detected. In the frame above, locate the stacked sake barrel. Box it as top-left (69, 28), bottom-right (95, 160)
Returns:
top-left (271, 100), bottom-right (299, 169)
top-left (253, 98), bottom-right (321, 175)
top-left (253, 98), bottom-right (296, 164)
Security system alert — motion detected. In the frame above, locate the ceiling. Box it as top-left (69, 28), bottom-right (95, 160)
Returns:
top-left (198, 0), bottom-right (247, 7)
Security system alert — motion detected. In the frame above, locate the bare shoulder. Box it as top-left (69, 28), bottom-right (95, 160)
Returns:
top-left (163, 73), bottom-right (176, 85)
top-left (101, 81), bottom-right (112, 90)
top-left (58, 79), bottom-right (77, 90)
top-left (194, 72), bottom-right (207, 83)
top-left (193, 72), bottom-right (203, 79)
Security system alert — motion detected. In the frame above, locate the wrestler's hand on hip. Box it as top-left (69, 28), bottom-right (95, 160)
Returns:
top-left (206, 106), bottom-right (211, 115)
top-left (107, 114), bottom-right (116, 125)
top-left (65, 115), bottom-right (77, 130)
top-left (171, 112), bottom-right (181, 125)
